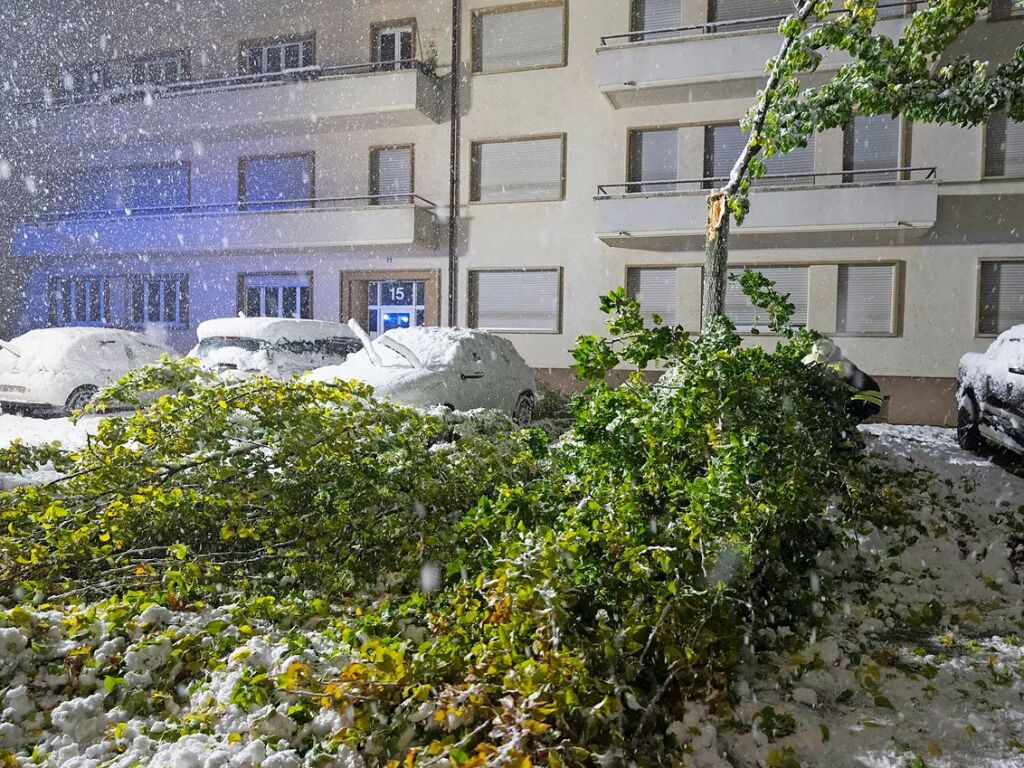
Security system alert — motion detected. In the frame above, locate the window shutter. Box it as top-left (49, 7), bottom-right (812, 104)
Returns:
top-left (472, 137), bottom-right (563, 202)
top-left (242, 155), bottom-right (314, 210)
top-left (844, 115), bottom-right (901, 182)
top-left (979, 261), bottom-right (1024, 335)
top-left (629, 130), bottom-right (678, 192)
top-left (725, 266), bottom-right (808, 328)
top-left (471, 270), bottom-right (560, 332)
top-left (371, 147), bottom-right (413, 204)
top-left (705, 124), bottom-right (747, 182)
top-left (985, 113), bottom-right (1024, 178)
top-left (631, 0), bottom-right (682, 39)
top-left (706, 124), bottom-right (813, 185)
top-left (74, 168), bottom-right (122, 213)
top-left (837, 264), bottom-right (895, 334)
top-left (707, 0), bottom-right (792, 28)
top-left (474, 4), bottom-right (565, 73)
top-left (627, 268), bottom-right (677, 326)
top-left (245, 273), bottom-right (311, 289)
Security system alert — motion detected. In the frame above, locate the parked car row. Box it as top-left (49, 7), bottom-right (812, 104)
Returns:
top-left (0, 318), bottom-right (536, 424)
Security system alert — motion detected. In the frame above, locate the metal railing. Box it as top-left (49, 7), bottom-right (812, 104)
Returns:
top-left (600, 1), bottom-right (924, 45)
top-left (13, 59), bottom-right (433, 111)
top-left (27, 193), bottom-right (438, 223)
top-left (596, 166), bottom-right (937, 197)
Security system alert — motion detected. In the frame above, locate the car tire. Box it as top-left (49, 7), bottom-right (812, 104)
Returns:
top-left (513, 392), bottom-right (535, 426)
top-left (956, 393), bottom-right (982, 452)
top-left (64, 385), bottom-right (99, 416)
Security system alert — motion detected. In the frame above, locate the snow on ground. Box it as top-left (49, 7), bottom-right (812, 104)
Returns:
top-left (1, 422), bottom-right (1023, 767)
top-left (678, 424), bottom-right (1024, 768)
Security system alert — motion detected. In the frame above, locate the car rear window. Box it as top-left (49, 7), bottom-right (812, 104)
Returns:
top-left (196, 338), bottom-right (265, 354)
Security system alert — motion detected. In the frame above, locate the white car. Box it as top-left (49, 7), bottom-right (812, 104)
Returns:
top-left (957, 327), bottom-right (1024, 454)
top-left (0, 327), bottom-right (175, 416)
top-left (191, 318), bottom-right (362, 379)
top-left (307, 325), bottom-right (537, 424)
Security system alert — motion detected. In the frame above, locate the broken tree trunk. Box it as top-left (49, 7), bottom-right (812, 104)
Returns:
top-left (701, 190), bottom-right (730, 327)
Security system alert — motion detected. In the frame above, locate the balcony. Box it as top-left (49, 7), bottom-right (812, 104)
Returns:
top-left (597, 4), bottom-right (912, 107)
top-left (12, 195), bottom-right (441, 258)
top-left (595, 168), bottom-right (938, 247)
top-left (12, 61), bottom-right (445, 147)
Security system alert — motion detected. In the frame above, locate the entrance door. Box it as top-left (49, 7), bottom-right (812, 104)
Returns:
top-left (375, 25), bottom-right (414, 71)
top-left (368, 280), bottom-right (426, 337)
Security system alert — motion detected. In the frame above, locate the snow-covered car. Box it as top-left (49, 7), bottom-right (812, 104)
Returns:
top-left (957, 326), bottom-right (1024, 454)
top-left (191, 318), bottom-right (362, 379)
top-left (307, 324), bottom-right (537, 424)
top-left (0, 327), bottom-right (175, 416)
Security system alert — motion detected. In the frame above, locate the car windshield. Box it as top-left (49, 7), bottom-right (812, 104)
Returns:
top-left (195, 338), bottom-right (266, 355)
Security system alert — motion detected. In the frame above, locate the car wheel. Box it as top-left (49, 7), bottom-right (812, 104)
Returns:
top-left (64, 385), bottom-right (99, 416)
top-left (956, 393), bottom-right (982, 452)
top-left (513, 392), bottom-right (535, 426)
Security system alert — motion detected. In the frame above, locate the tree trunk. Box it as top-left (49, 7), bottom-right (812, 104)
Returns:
top-left (701, 190), bottom-right (730, 328)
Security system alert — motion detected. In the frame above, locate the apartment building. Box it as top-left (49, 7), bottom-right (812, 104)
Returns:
top-left (0, 0), bottom-right (1022, 425)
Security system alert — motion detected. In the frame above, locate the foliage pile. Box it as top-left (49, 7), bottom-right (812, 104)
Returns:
top-left (0, 276), bottom-right (883, 766)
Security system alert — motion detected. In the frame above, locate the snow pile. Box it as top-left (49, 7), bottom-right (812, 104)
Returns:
top-left (0, 414), bottom-right (103, 488)
top-left (0, 601), bottom-right (368, 768)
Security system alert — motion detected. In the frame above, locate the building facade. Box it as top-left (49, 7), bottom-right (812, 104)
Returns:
top-left (0, 0), bottom-right (1022, 425)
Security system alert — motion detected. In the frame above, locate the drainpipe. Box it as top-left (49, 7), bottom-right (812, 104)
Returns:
top-left (447, 0), bottom-right (462, 327)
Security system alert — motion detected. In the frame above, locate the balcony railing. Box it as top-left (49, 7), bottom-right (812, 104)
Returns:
top-left (600, 1), bottom-right (922, 45)
top-left (13, 59), bottom-right (434, 111)
top-left (597, 167), bottom-right (938, 197)
top-left (28, 193), bottom-right (438, 223)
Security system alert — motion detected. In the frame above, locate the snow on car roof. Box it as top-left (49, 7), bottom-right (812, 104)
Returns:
top-left (196, 317), bottom-right (356, 344)
top-left (306, 326), bottom-right (518, 389)
top-left (0, 327), bottom-right (171, 373)
top-left (376, 326), bottom-right (513, 368)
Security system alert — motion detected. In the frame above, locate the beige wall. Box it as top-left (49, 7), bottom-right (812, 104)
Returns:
top-left (1, 1), bottom-right (1022, 426)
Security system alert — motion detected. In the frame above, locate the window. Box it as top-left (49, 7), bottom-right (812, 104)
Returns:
top-left (631, 0), bottom-right (682, 40)
top-left (243, 274), bottom-right (312, 319)
top-left (837, 264), bottom-right (896, 335)
top-left (979, 261), bottom-right (1024, 335)
top-left (370, 146), bottom-right (413, 205)
top-left (704, 124), bottom-right (814, 187)
top-left (469, 269), bottom-right (561, 333)
top-left (628, 129), bottom-right (679, 193)
top-left (240, 35), bottom-right (316, 76)
top-left (471, 136), bottom-right (564, 203)
top-left (240, 154), bottom-right (314, 211)
top-left (129, 275), bottom-right (188, 328)
top-left (61, 62), bottom-right (110, 96)
top-left (126, 163), bottom-right (190, 212)
top-left (984, 113), bottom-right (1024, 178)
top-left (472, 2), bottom-right (566, 74)
top-left (50, 277), bottom-right (110, 326)
top-left (844, 115), bottom-right (902, 183)
top-left (724, 266), bottom-right (808, 330)
top-left (367, 280), bottom-right (427, 337)
top-left (706, 0), bottom-right (792, 31)
top-left (627, 267), bottom-right (678, 327)
top-left (991, 0), bottom-right (1024, 19)
top-left (130, 52), bottom-right (188, 86)
top-left (71, 167), bottom-right (122, 213)
top-left (374, 24), bottom-right (415, 70)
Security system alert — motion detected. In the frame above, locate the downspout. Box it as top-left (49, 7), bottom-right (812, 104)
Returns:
top-left (447, 0), bottom-right (462, 327)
